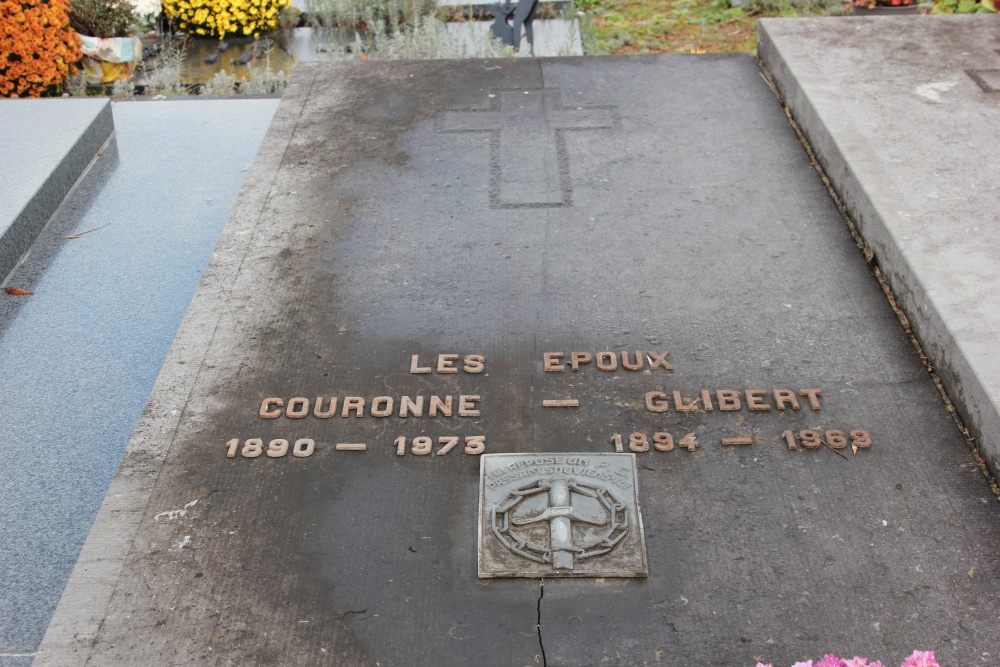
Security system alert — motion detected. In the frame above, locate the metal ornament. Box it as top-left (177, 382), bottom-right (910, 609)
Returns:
top-left (478, 453), bottom-right (648, 578)
top-left (486, 0), bottom-right (539, 53)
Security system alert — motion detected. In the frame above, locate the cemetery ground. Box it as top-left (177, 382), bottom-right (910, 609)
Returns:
top-left (55, 0), bottom-right (856, 96)
top-left (3, 6), bottom-right (1000, 667)
top-left (578, 0), bottom-right (833, 55)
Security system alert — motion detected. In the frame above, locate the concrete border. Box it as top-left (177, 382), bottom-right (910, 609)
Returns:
top-left (758, 16), bottom-right (1000, 481)
top-left (0, 100), bottom-right (114, 282)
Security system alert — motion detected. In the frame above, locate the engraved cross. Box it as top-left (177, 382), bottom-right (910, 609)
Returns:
top-left (438, 88), bottom-right (617, 208)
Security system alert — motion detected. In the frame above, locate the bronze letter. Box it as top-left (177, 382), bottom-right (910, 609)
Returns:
top-left (717, 390), bottom-right (742, 411)
top-left (673, 391), bottom-right (699, 412)
top-left (463, 355), bottom-right (485, 373)
top-left (458, 395), bottom-right (481, 417)
top-left (429, 395), bottom-right (453, 417)
top-left (800, 389), bottom-right (823, 411)
top-left (437, 354), bottom-right (459, 374)
top-left (621, 351), bottom-right (644, 371)
top-left (341, 396), bottom-right (365, 418)
top-left (259, 397), bottom-right (283, 419)
top-left (370, 396), bottom-right (394, 417)
top-left (773, 390), bottom-right (800, 411)
top-left (313, 397), bottom-right (338, 418)
top-left (647, 351), bottom-right (674, 371)
top-left (645, 391), bottom-right (669, 413)
top-left (286, 397), bottom-right (310, 419)
top-left (570, 352), bottom-right (592, 372)
top-left (409, 355), bottom-right (432, 374)
top-left (596, 352), bottom-right (618, 371)
top-left (745, 390), bottom-right (771, 411)
top-left (399, 396), bottom-right (424, 418)
top-left (543, 352), bottom-right (566, 372)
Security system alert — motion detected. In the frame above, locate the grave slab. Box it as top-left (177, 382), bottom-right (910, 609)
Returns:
top-left (0, 99), bottom-right (278, 661)
top-left (0, 99), bottom-right (112, 281)
top-left (38, 57), bottom-right (1000, 666)
top-left (759, 16), bottom-right (1000, 484)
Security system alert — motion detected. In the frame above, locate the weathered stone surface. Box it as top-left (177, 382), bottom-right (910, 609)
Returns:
top-left (38, 57), bottom-right (1000, 667)
top-left (759, 15), bottom-right (1000, 483)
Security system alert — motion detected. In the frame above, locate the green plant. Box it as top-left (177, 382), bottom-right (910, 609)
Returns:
top-left (65, 69), bottom-right (88, 95)
top-left (931, 0), bottom-right (995, 11)
top-left (140, 42), bottom-right (187, 94)
top-left (577, 8), bottom-right (607, 55)
top-left (305, 0), bottom-right (435, 28)
top-left (110, 75), bottom-right (134, 99)
top-left (324, 13), bottom-right (525, 59)
top-left (203, 68), bottom-right (237, 95)
top-left (69, 0), bottom-right (137, 37)
top-left (278, 4), bottom-right (302, 27)
top-left (238, 48), bottom-right (286, 93)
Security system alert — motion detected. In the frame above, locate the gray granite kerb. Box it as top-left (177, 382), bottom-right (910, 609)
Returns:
top-left (0, 99), bottom-right (114, 283)
top-left (759, 15), bottom-right (1000, 483)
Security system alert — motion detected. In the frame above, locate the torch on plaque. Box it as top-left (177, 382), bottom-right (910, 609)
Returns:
top-left (478, 453), bottom-right (648, 578)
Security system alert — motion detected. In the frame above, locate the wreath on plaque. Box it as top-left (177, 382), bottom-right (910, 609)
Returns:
top-left (490, 478), bottom-right (629, 564)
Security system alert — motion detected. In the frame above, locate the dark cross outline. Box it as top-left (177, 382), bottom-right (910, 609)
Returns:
top-left (437, 87), bottom-right (620, 209)
top-left (965, 50), bottom-right (1000, 93)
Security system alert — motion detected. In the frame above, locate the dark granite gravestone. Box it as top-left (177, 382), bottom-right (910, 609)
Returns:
top-left (38, 57), bottom-right (1000, 667)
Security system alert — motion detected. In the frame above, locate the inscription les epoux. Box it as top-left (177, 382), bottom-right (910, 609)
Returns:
top-left (221, 350), bottom-right (873, 461)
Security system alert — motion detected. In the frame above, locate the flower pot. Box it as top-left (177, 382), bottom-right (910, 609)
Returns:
top-left (77, 34), bottom-right (141, 84)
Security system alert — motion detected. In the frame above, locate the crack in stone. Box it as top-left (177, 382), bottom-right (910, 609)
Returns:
top-left (536, 578), bottom-right (547, 666)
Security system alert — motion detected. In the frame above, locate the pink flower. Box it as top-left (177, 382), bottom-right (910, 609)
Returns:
top-left (754, 664), bottom-right (774, 667)
top-left (791, 662), bottom-right (814, 667)
top-left (816, 656), bottom-right (849, 667)
top-left (900, 651), bottom-right (939, 667)
top-left (845, 658), bottom-right (884, 667)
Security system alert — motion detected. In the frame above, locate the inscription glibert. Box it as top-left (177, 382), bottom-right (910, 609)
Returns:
top-left (645, 388), bottom-right (823, 413)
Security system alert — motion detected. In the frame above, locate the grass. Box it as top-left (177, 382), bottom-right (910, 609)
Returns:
top-left (577, 0), bottom-right (846, 55)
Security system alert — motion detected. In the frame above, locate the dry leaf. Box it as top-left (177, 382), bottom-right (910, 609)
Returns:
top-left (4, 287), bottom-right (33, 295)
top-left (66, 221), bottom-right (111, 239)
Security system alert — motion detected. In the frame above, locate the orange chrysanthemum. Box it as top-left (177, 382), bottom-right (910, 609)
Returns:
top-left (1, 0), bottom-right (82, 97)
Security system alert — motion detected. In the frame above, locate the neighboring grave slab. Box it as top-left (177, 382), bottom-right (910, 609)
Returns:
top-left (759, 16), bottom-right (1000, 484)
top-left (0, 99), bottom-right (113, 281)
top-left (39, 57), bottom-right (1000, 666)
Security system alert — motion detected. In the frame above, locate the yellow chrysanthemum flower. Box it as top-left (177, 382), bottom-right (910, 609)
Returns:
top-left (162, 0), bottom-right (285, 37)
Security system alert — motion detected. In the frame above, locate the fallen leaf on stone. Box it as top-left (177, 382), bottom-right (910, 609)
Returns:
top-left (66, 221), bottom-right (111, 239)
top-left (4, 287), bottom-right (33, 295)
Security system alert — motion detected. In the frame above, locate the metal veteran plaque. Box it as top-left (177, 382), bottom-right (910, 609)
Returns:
top-left (478, 453), bottom-right (648, 578)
